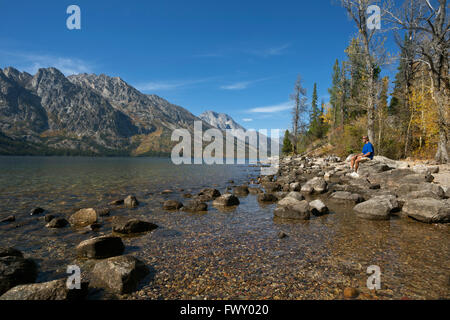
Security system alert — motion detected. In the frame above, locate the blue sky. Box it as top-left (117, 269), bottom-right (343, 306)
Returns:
top-left (0, 0), bottom-right (400, 132)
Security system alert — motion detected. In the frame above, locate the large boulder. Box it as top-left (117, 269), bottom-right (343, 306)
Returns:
top-left (112, 218), bottom-right (158, 234)
top-left (0, 256), bottom-right (38, 295)
top-left (412, 164), bottom-right (439, 175)
top-left (212, 194), bottom-right (240, 207)
top-left (329, 191), bottom-right (363, 204)
top-left (373, 156), bottom-right (409, 169)
top-left (357, 161), bottom-right (392, 177)
top-left (301, 177), bottom-right (327, 194)
top-left (353, 195), bottom-right (399, 220)
top-left (76, 235), bottom-right (124, 259)
top-left (402, 198), bottom-right (450, 223)
top-left (69, 208), bottom-right (99, 227)
top-left (274, 198), bottom-right (310, 220)
top-left (0, 279), bottom-right (88, 300)
top-left (91, 255), bottom-right (149, 294)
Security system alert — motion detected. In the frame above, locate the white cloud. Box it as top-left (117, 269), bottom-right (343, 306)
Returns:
top-left (220, 77), bottom-right (270, 90)
top-left (136, 78), bottom-right (215, 92)
top-left (248, 101), bottom-right (293, 113)
top-left (242, 118), bottom-right (253, 122)
top-left (246, 43), bottom-right (291, 58)
top-left (0, 50), bottom-right (93, 75)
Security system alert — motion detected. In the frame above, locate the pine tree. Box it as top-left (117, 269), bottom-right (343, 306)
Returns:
top-left (282, 130), bottom-right (293, 154)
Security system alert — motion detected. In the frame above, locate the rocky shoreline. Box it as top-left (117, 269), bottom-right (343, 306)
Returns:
top-left (0, 155), bottom-right (449, 300)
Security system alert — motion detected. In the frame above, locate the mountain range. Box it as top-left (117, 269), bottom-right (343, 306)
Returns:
top-left (0, 67), bottom-right (243, 156)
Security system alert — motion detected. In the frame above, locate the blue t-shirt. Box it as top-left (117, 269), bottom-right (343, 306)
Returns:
top-left (362, 142), bottom-right (374, 159)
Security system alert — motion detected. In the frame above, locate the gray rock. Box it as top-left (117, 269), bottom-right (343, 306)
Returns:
top-left (91, 255), bottom-right (149, 294)
top-left (0, 279), bottom-right (88, 300)
top-left (76, 235), bottom-right (124, 259)
top-left (309, 199), bottom-right (329, 216)
top-left (124, 195), bottom-right (139, 208)
top-left (284, 192), bottom-right (304, 201)
top-left (301, 177), bottom-right (327, 194)
top-left (44, 214), bottom-right (55, 222)
top-left (112, 218), bottom-right (158, 234)
top-left (418, 183), bottom-right (445, 198)
top-left (212, 194), bottom-right (240, 207)
top-left (329, 191), bottom-right (363, 204)
top-left (274, 198), bottom-right (310, 220)
top-left (0, 256), bottom-right (38, 295)
top-left (402, 198), bottom-right (450, 223)
top-left (353, 195), bottom-right (398, 220)
top-left (69, 208), bottom-right (99, 227)
top-left (162, 200), bottom-right (183, 210)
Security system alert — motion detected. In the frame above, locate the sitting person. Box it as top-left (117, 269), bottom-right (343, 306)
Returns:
top-left (350, 136), bottom-right (374, 172)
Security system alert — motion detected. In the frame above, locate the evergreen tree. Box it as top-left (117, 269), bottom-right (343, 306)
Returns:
top-left (282, 130), bottom-right (293, 154)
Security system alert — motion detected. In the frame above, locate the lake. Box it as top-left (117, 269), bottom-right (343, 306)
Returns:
top-left (0, 156), bottom-right (448, 299)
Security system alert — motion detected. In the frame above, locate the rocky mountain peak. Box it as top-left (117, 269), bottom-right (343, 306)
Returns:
top-left (199, 111), bottom-right (245, 131)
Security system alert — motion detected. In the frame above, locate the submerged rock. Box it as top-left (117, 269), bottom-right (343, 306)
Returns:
top-left (0, 215), bottom-right (15, 223)
top-left (76, 235), bottom-right (124, 259)
top-left (212, 194), bottom-right (240, 207)
top-left (402, 198), bottom-right (450, 223)
top-left (69, 208), bottom-right (99, 227)
top-left (257, 193), bottom-right (278, 203)
top-left (162, 200), bottom-right (183, 210)
top-left (0, 256), bottom-right (38, 296)
top-left (124, 195), bottom-right (139, 208)
top-left (112, 218), bottom-right (158, 234)
top-left (91, 255), bottom-right (149, 294)
top-left (183, 200), bottom-right (208, 212)
top-left (0, 247), bottom-right (23, 258)
top-left (197, 188), bottom-right (221, 200)
top-left (30, 208), bottom-right (45, 216)
top-left (233, 185), bottom-right (249, 196)
top-left (46, 218), bottom-right (69, 228)
top-left (0, 279), bottom-right (88, 300)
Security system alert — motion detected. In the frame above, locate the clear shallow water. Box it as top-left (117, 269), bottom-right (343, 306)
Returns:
top-left (0, 156), bottom-right (449, 300)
